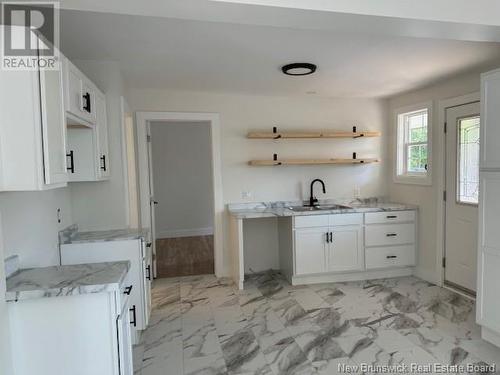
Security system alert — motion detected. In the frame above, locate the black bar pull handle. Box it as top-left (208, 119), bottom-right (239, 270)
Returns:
top-left (100, 155), bottom-right (106, 171)
top-left (130, 305), bottom-right (137, 327)
top-left (66, 151), bottom-right (75, 173)
top-left (146, 265), bottom-right (151, 281)
top-left (329, 232), bottom-right (333, 243)
top-left (146, 242), bottom-right (152, 248)
top-left (82, 92), bottom-right (91, 113)
top-left (124, 285), bottom-right (133, 295)
top-left (386, 233), bottom-right (398, 237)
top-left (386, 215), bottom-right (397, 219)
top-left (326, 232), bottom-right (330, 243)
top-left (386, 255), bottom-right (398, 259)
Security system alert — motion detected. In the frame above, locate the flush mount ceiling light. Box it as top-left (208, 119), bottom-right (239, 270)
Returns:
top-left (281, 63), bottom-right (317, 76)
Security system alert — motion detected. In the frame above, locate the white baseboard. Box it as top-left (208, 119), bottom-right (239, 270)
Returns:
top-left (414, 266), bottom-right (440, 285)
top-left (291, 267), bottom-right (414, 286)
top-left (482, 327), bottom-right (500, 348)
top-left (156, 227), bottom-right (213, 239)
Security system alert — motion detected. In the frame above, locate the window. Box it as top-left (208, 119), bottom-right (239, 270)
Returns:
top-left (457, 116), bottom-right (480, 204)
top-left (395, 103), bottom-right (432, 185)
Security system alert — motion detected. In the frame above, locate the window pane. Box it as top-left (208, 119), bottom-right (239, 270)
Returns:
top-left (458, 116), bottom-right (480, 204)
top-left (407, 144), bottom-right (428, 173)
top-left (408, 110), bottom-right (428, 143)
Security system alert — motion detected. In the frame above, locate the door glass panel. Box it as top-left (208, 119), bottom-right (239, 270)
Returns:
top-left (457, 116), bottom-right (480, 204)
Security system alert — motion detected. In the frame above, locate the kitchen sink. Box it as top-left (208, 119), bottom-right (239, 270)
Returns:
top-left (288, 204), bottom-right (351, 211)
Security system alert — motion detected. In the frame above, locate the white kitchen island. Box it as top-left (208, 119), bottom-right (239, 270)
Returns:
top-left (228, 199), bottom-right (418, 289)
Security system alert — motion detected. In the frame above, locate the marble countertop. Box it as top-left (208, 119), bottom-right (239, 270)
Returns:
top-left (228, 199), bottom-right (418, 219)
top-left (60, 224), bottom-right (149, 245)
top-left (6, 261), bottom-right (130, 302)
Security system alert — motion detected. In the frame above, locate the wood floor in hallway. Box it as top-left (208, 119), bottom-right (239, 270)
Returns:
top-left (156, 235), bottom-right (214, 278)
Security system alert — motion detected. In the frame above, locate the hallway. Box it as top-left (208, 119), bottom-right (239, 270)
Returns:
top-left (133, 273), bottom-right (499, 375)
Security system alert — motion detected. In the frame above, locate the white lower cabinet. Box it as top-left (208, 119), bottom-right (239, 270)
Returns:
top-left (8, 290), bottom-right (132, 375)
top-left (60, 238), bottom-right (152, 343)
top-left (294, 216), bottom-right (363, 276)
top-left (291, 211), bottom-right (416, 279)
top-left (365, 245), bottom-right (415, 270)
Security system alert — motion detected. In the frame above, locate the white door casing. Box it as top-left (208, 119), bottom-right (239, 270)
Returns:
top-left (135, 112), bottom-right (224, 277)
top-left (444, 101), bottom-right (480, 292)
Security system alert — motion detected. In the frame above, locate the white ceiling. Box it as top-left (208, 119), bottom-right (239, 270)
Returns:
top-left (60, 9), bottom-right (500, 98)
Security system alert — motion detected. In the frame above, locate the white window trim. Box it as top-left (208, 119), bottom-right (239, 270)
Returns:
top-left (393, 101), bottom-right (433, 186)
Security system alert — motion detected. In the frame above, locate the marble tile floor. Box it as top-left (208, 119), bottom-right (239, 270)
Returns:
top-left (133, 272), bottom-right (500, 375)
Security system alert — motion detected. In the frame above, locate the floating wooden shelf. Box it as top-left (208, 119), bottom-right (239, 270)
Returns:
top-left (247, 131), bottom-right (381, 139)
top-left (248, 158), bottom-right (379, 166)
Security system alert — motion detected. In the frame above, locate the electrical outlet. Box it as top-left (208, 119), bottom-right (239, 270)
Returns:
top-left (241, 191), bottom-right (252, 200)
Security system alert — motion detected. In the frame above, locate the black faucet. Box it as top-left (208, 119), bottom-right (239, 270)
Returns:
top-left (309, 179), bottom-right (326, 206)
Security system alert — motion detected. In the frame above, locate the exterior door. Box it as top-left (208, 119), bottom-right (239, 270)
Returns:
top-left (444, 101), bottom-right (480, 293)
top-left (294, 228), bottom-right (328, 275)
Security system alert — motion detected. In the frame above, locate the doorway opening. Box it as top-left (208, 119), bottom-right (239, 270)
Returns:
top-left (149, 121), bottom-right (214, 277)
top-left (443, 100), bottom-right (480, 296)
top-left (135, 112), bottom-right (224, 279)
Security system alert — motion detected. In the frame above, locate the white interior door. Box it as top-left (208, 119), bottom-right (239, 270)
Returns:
top-left (444, 101), bottom-right (480, 293)
top-left (146, 123), bottom-right (158, 278)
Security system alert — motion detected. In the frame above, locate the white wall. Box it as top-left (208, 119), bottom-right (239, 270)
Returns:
top-left (150, 121), bottom-right (214, 238)
top-left (127, 89), bottom-right (389, 275)
top-left (0, 188), bottom-right (73, 268)
top-left (387, 70), bottom-right (482, 283)
top-left (69, 60), bottom-right (129, 231)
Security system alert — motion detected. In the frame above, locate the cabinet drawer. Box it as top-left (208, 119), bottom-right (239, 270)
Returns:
top-left (330, 213), bottom-right (363, 226)
top-left (294, 214), bottom-right (329, 228)
top-left (365, 210), bottom-right (415, 224)
top-left (365, 245), bottom-right (416, 269)
top-left (365, 223), bottom-right (415, 246)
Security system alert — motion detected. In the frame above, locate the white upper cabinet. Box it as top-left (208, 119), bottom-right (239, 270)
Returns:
top-left (96, 91), bottom-right (110, 179)
top-left (480, 69), bottom-right (500, 170)
top-left (0, 31), bottom-right (67, 191)
top-left (64, 58), bottom-right (96, 125)
top-left (62, 56), bottom-right (110, 182)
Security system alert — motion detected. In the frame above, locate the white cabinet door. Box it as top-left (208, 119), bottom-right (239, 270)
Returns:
top-left (0, 30), bottom-right (67, 191)
top-left (328, 225), bottom-right (364, 272)
top-left (294, 227), bottom-right (328, 275)
top-left (481, 70), bottom-right (500, 170)
top-left (477, 172), bottom-right (500, 332)
top-left (64, 59), bottom-right (96, 125)
top-left (66, 127), bottom-right (98, 181)
top-left (38, 49), bottom-right (68, 185)
top-left (117, 300), bottom-right (133, 375)
top-left (95, 91), bottom-right (110, 179)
